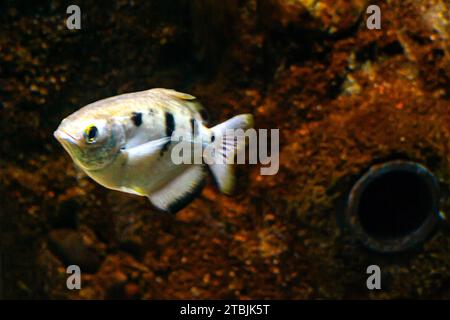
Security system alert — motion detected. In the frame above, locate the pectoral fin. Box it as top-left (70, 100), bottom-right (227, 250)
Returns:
top-left (119, 136), bottom-right (176, 194)
top-left (123, 136), bottom-right (171, 163)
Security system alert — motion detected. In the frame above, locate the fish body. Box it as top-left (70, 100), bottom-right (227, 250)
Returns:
top-left (54, 88), bottom-right (253, 213)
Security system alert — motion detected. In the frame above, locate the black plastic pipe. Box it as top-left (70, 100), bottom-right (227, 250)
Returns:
top-left (344, 160), bottom-right (440, 252)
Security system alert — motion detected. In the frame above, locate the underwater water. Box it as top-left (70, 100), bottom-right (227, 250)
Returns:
top-left (0, 0), bottom-right (450, 300)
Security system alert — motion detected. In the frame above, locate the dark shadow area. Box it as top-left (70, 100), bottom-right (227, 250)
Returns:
top-left (358, 171), bottom-right (432, 240)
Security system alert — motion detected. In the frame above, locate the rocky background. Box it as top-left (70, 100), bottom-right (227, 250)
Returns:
top-left (1, 0), bottom-right (450, 299)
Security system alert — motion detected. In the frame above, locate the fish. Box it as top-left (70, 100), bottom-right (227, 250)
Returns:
top-left (54, 88), bottom-right (254, 213)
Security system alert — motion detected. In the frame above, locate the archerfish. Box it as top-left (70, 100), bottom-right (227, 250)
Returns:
top-left (54, 88), bottom-right (253, 213)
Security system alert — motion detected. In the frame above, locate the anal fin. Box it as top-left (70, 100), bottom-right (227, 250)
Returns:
top-left (148, 165), bottom-right (206, 214)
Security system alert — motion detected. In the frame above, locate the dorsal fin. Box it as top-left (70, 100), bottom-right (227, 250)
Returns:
top-left (151, 88), bottom-right (209, 124)
top-left (151, 88), bottom-right (196, 100)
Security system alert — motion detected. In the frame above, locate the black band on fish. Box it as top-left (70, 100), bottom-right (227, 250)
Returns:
top-left (190, 118), bottom-right (198, 137)
top-left (160, 141), bottom-right (171, 155)
top-left (131, 112), bottom-right (143, 127)
top-left (165, 112), bottom-right (175, 137)
top-left (160, 112), bottom-right (175, 156)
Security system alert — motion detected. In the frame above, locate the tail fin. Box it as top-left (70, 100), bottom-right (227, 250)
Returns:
top-left (208, 114), bottom-right (254, 194)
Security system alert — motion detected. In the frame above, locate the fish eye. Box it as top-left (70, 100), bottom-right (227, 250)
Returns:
top-left (84, 125), bottom-right (98, 143)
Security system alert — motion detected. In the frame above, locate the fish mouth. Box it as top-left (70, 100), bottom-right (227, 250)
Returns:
top-left (54, 129), bottom-right (80, 152)
top-left (54, 129), bottom-right (76, 143)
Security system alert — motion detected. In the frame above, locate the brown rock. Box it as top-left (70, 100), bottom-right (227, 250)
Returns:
top-left (47, 229), bottom-right (103, 274)
top-left (260, 0), bottom-right (368, 35)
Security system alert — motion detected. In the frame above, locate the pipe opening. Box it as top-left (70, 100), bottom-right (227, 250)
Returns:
top-left (358, 171), bottom-right (432, 239)
top-left (345, 161), bottom-right (440, 252)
